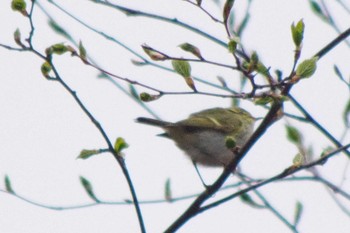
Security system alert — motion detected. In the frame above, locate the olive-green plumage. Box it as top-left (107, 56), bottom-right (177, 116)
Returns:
top-left (136, 107), bottom-right (255, 167)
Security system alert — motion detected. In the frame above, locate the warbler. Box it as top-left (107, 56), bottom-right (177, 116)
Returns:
top-left (136, 107), bottom-right (255, 167)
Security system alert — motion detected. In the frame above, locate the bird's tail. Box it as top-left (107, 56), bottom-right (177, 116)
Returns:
top-left (135, 117), bottom-right (171, 127)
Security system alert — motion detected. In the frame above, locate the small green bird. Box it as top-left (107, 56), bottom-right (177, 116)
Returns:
top-left (136, 107), bottom-right (255, 167)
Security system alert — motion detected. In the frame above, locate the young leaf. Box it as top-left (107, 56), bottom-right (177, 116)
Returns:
top-left (77, 149), bottom-right (100, 160)
top-left (5, 175), bottom-right (15, 194)
top-left (296, 57), bottom-right (318, 79)
top-left (227, 37), bottom-right (240, 53)
top-left (179, 43), bottom-right (203, 59)
top-left (79, 176), bottom-right (99, 202)
top-left (164, 178), bottom-right (172, 202)
top-left (139, 92), bottom-right (160, 102)
top-left (309, 0), bottom-right (328, 21)
top-left (14, 28), bottom-right (22, 46)
top-left (285, 125), bottom-right (302, 144)
top-left (41, 61), bottom-right (52, 78)
top-left (114, 137), bottom-right (129, 154)
top-left (79, 41), bottom-right (88, 63)
top-left (171, 60), bottom-right (191, 78)
top-left (294, 201), bottom-right (304, 226)
top-left (291, 19), bottom-right (305, 48)
top-left (293, 153), bottom-right (304, 167)
top-left (11, 0), bottom-right (28, 16)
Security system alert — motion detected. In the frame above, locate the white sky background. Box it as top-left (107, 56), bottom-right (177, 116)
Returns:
top-left (0, 0), bottom-right (350, 232)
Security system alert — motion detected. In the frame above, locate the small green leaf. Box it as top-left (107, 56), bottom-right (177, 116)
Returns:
top-left (294, 201), bottom-right (303, 226)
top-left (139, 92), bottom-right (160, 102)
top-left (11, 0), bottom-right (27, 16)
top-left (41, 61), bottom-right (52, 78)
top-left (293, 153), bottom-right (304, 167)
top-left (256, 62), bottom-right (270, 77)
top-left (52, 43), bottom-right (69, 55)
top-left (79, 176), bottom-right (99, 202)
top-left (291, 19), bottom-right (305, 48)
top-left (228, 37), bottom-right (240, 53)
top-left (171, 60), bottom-right (191, 78)
top-left (286, 125), bottom-right (302, 144)
top-left (225, 136), bottom-right (236, 149)
top-left (164, 178), bottom-right (172, 202)
top-left (14, 28), bottom-right (22, 46)
top-left (77, 149), bottom-right (100, 160)
top-left (79, 41), bottom-right (87, 62)
top-left (296, 57), bottom-right (318, 78)
top-left (5, 175), bottom-right (15, 194)
top-left (223, 0), bottom-right (235, 23)
top-left (179, 43), bottom-right (202, 59)
top-left (114, 137), bottom-right (129, 154)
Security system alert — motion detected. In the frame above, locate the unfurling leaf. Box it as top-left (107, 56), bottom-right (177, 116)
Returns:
top-left (5, 175), bottom-right (15, 194)
top-left (254, 97), bottom-right (273, 106)
top-left (41, 61), bottom-right (52, 78)
top-left (11, 0), bottom-right (28, 16)
top-left (142, 44), bottom-right (167, 61)
top-left (79, 41), bottom-right (88, 63)
top-left (293, 153), bottom-right (304, 167)
top-left (172, 60), bottom-right (196, 91)
top-left (114, 137), bottom-right (129, 154)
top-left (172, 60), bottom-right (191, 78)
top-left (79, 176), bottom-right (99, 202)
top-left (294, 201), bottom-right (304, 226)
top-left (223, 0), bottom-right (235, 23)
top-left (285, 125), bottom-right (302, 144)
top-left (227, 37), bottom-right (240, 53)
top-left (14, 28), bottom-right (22, 46)
top-left (77, 149), bottom-right (100, 160)
top-left (179, 43), bottom-right (203, 59)
top-left (139, 92), bottom-right (160, 102)
top-left (291, 19), bottom-right (305, 48)
top-left (296, 57), bottom-right (318, 79)
top-left (164, 178), bottom-right (172, 202)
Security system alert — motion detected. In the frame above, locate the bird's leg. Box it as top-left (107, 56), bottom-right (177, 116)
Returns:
top-left (192, 160), bottom-right (209, 189)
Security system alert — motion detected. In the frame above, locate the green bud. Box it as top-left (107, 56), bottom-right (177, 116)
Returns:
top-left (79, 176), bottom-right (99, 202)
top-left (228, 37), bottom-right (240, 53)
top-left (5, 175), bottom-right (15, 194)
top-left (14, 28), bottom-right (22, 46)
top-left (292, 153), bottom-right (304, 167)
top-left (11, 0), bottom-right (27, 16)
top-left (296, 57), bottom-right (318, 78)
top-left (291, 19), bottom-right (305, 48)
top-left (179, 43), bottom-right (202, 59)
top-left (294, 201), bottom-right (304, 226)
top-left (254, 96), bottom-right (273, 106)
top-left (41, 61), bottom-right (52, 78)
top-left (140, 92), bottom-right (160, 102)
top-left (164, 178), bottom-right (172, 202)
